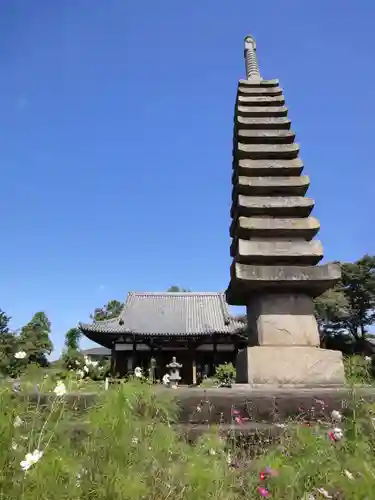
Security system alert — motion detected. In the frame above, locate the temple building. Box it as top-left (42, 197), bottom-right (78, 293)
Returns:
top-left (79, 292), bottom-right (247, 384)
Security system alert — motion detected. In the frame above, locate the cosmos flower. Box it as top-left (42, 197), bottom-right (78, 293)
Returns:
top-left (14, 351), bottom-right (27, 359)
top-left (13, 416), bottom-right (23, 428)
top-left (53, 381), bottom-right (67, 397)
top-left (331, 410), bottom-right (342, 422)
top-left (329, 427), bottom-right (343, 442)
top-left (20, 449), bottom-right (43, 471)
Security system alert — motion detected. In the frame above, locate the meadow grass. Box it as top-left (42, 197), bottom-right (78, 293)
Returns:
top-left (1, 368), bottom-right (375, 499)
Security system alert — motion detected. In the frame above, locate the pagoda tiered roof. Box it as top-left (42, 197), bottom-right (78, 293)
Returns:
top-left (226, 52), bottom-right (340, 305)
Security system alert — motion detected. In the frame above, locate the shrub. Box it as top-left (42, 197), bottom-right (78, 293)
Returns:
top-left (215, 362), bottom-right (236, 387)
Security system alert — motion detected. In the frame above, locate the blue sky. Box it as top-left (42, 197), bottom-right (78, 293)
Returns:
top-left (0, 1), bottom-right (374, 358)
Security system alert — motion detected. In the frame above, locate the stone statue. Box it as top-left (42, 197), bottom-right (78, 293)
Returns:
top-left (166, 356), bottom-right (182, 388)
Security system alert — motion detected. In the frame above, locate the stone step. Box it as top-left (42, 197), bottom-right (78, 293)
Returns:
top-left (238, 78), bottom-right (279, 87)
top-left (238, 95), bottom-right (285, 107)
top-left (231, 195), bottom-right (314, 218)
top-left (236, 129), bottom-right (295, 144)
top-left (232, 175), bottom-right (309, 197)
top-left (230, 239), bottom-right (323, 265)
top-left (236, 116), bottom-right (291, 130)
top-left (234, 158), bottom-right (303, 177)
top-left (177, 422), bottom-right (284, 441)
top-left (236, 142), bottom-right (300, 160)
top-left (230, 216), bottom-right (320, 240)
top-left (237, 105), bottom-right (288, 117)
top-left (238, 86), bottom-right (283, 96)
top-left (226, 263), bottom-right (341, 305)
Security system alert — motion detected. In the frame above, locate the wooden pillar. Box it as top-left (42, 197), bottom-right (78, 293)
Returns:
top-left (110, 341), bottom-right (116, 377)
top-left (213, 335), bottom-right (218, 376)
top-left (192, 357), bottom-right (197, 386)
top-left (132, 336), bottom-right (136, 372)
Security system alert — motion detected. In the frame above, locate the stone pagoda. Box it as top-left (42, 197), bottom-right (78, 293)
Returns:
top-left (226, 35), bottom-right (345, 386)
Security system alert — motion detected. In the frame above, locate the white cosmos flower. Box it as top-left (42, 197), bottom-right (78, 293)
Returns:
top-left (331, 410), bottom-right (342, 422)
top-left (53, 381), bottom-right (67, 397)
top-left (315, 488), bottom-right (332, 498)
top-left (162, 373), bottom-right (170, 385)
top-left (20, 449), bottom-right (43, 471)
top-left (344, 469), bottom-right (354, 480)
top-left (332, 427), bottom-right (344, 441)
top-left (365, 356), bottom-right (372, 362)
top-left (134, 367), bottom-right (143, 378)
top-left (14, 416), bottom-right (23, 428)
top-left (76, 369), bottom-right (85, 379)
top-left (83, 365), bottom-right (89, 373)
top-left (14, 351), bottom-right (27, 359)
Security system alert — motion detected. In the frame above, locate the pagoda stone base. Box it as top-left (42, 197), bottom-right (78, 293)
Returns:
top-left (246, 293), bottom-right (320, 346)
top-left (236, 346), bottom-right (345, 387)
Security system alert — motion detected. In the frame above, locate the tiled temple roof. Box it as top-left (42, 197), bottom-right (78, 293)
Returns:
top-left (79, 292), bottom-right (246, 346)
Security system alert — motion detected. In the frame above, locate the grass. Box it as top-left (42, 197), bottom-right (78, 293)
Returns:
top-left (1, 371), bottom-right (375, 499)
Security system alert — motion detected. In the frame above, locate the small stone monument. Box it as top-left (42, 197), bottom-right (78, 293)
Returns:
top-left (166, 356), bottom-right (182, 388)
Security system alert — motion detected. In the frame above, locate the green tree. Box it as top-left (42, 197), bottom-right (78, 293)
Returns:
top-left (167, 285), bottom-right (191, 292)
top-left (19, 312), bottom-right (53, 367)
top-left (315, 255), bottom-right (375, 352)
top-left (64, 327), bottom-right (81, 351)
top-left (91, 300), bottom-right (123, 321)
top-left (0, 309), bottom-right (18, 376)
top-left (61, 327), bottom-right (83, 371)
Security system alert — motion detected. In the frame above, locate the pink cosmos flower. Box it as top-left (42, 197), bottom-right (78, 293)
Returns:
top-left (257, 486), bottom-right (270, 497)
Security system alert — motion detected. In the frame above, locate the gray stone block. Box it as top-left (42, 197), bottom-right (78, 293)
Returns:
top-left (246, 293), bottom-right (320, 346)
top-left (232, 239), bottom-right (323, 265)
top-left (235, 158), bottom-right (303, 176)
top-left (233, 175), bottom-right (309, 197)
top-left (238, 86), bottom-right (283, 96)
top-left (237, 105), bottom-right (288, 117)
top-left (238, 78), bottom-right (279, 87)
top-left (237, 129), bottom-right (295, 144)
top-left (238, 95), bottom-right (285, 106)
top-left (236, 116), bottom-right (291, 130)
top-left (230, 215), bottom-right (320, 240)
top-left (226, 262), bottom-right (341, 305)
top-left (231, 195), bottom-right (314, 218)
top-left (236, 346), bottom-right (345, 386)
top-left (237, 142), bottom-right (299, 159)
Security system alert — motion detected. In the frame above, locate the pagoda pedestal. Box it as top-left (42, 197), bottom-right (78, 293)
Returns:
top-left (226, 37), bottom-right (345, 387)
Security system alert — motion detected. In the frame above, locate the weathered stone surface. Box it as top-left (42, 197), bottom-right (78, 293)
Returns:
top-left (235, 158), bottom-right (303, 176)
top-left (236, 116), bottom-right (291, 130)
top-left (246, 293), bottom-right (320, 346)
top-left (232, 239), bottom-right (323, 265)
top-left (238, 95), bottom-right (285, 106)
top-left (237, 142), bottom-right (299, 159)
top-left (236, 346), bottom-right (345, 386)
top-left (238, 78), bottom-right (279, 87)
top-left (233, 175), bottom-right (309, 197)
top-left (226, 263), bottom-right (341, 305)
top-left (238, 86), bottom-right (283, 96)
top-left (230, 216), bottom-right (320, 240)
top-left (237, 129), bottom-right (295, 144)
top-left (173, 386), bottom-right (375, 425)
top-left (231, 195), bottom-right (314, 218)
top-left (237, 105), bottom-right (288, 117)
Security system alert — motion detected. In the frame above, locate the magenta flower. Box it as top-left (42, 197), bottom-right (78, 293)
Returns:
top-left (257, 486), bottom-right (270, 497)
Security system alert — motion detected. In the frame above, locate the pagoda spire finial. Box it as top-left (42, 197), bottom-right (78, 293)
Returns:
top-left (244, 35), bottom-right (261, 81)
